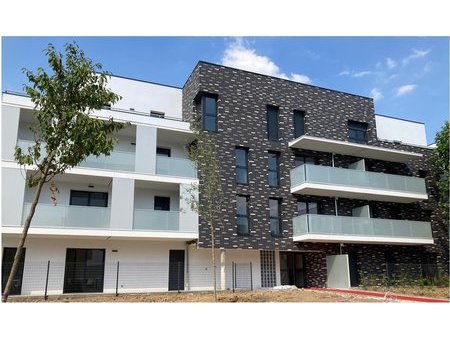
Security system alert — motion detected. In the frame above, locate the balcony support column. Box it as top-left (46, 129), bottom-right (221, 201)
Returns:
top-left (2, 105), bottom-right (21, 160)
top-left (110, 177), bottom-right (135, 230)
top-left (135, 125), bottom-right (157, 174)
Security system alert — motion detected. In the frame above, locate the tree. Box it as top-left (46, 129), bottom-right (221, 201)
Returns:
top-left (430, 121), bottom-right (449, 227)
top-left (2, 43), bottom-right (126, 302)
top-left (185, 120), bottom-right (222, 302)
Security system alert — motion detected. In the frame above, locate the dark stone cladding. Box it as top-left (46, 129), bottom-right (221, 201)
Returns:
top-left (182, 62), bottom-right (449, 284)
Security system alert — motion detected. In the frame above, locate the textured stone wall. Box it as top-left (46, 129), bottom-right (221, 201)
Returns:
top-left (182, 61), bottom-right (449, 286)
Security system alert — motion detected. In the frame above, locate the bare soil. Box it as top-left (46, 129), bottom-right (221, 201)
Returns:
top-left (358, 286), bottom-right (450, 299)
top-left (7, 289), bottom-right (387, 303)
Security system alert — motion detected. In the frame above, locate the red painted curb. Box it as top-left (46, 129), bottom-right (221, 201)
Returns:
top-left (309, 287), bottom-right (450, 303)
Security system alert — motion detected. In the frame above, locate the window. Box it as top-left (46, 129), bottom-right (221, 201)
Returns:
top-left (293, 110), bottom-right (305, 138)
top-left (267, 105), bottom-right (279, 140)
top-left (150, 110), bottom-right (165, 118)
top-left (297, 201), bottom-right (319, 215)
top-left (418, 170), bottom-right (428, 178)
top-left (269, 198), bottom-right (281, 236)
top-left (236, 195), bottom-right (250, 235)
top-left (294, 153), bottom-right (316, 167)
top-left (70, 190), bottom-right (108, 207)
top-left (154, 196), bottom-right (170, 211)
top-left (201, 95), bottom-right (217, 132)
top-left (268, 151), bottom-right (280, 187)
top-left (348, 120), bottom-right (368, 144)
top-left (157, 147), bottom-right (171, 157)
top-left (235, 147), bottom-right (249, 185)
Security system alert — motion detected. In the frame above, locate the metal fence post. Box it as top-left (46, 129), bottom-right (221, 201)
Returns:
top-left (177, 262), bottom-right (181, 294)
top-left (44, 260), bottom-right (50, 300)
top-left (250, 262), bottom-right (253, 291)
top-left (115, 261), bottom-right (120, 297)
top-left (232, 262), bottom-right (235, 293)
top-left (234, 262), bottom-right (237, 291)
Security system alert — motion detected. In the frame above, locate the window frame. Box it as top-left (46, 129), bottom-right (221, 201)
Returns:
top-left (268, 151), bottom-right (280, 187)
top-left (201, 94), bottom-right (218, 132)
top-left (235, 147), bottom-right (249, 185)
top-left (269, 198), bottom-right (282, 237)
top-left (348, 120), bottom-right (368, 144)
top-left (236, 195), bottom-right (250, 236)
top-left (69, 190), bottom-right (108, 207)
top-left (293, 110), bottom-right (306, 138)
top-left (266, 105), bottom-right (279, 141)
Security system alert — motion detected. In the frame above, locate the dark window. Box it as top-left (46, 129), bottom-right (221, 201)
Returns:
top-left (202, 95), bottom-right (217, 132)
top-left (236, 195), bottom-right (250, 235)
top-left (63, 249), bottom-right (105, 293)
top-left (150, 110), bottom-right (165, 118)
top-left (348, 120), bottom-right (368, 144)
top-left (293, 110), bottom-right (305, 138)
top-left (235, 147), bottom-right (249, 185)
top-left (157, 147), bottom-right (171, 157)
top-left (268, 152), bottom-right (280, 187)
top-left (294, 154), bottom-right (316, 167)
top-left (154, 196), bottom-right (170, 211)
top-left (297, 201), bottom-right (319, 215)
top-left (267, 106), bottom-right (279, 141)
top-left (418, 170), bottom-right (428, 178)
top-left (70, 190), bottom-right (108, 207)
top-left (269, 198), bottom-right (281, 236)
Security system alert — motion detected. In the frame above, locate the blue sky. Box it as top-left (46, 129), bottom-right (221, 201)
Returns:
top-left (2, 36), bottom-right (448, 144)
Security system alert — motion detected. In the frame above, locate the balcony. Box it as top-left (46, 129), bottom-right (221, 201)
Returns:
top-left (22, 203), bottom-right (110, 229)
top-left (291, 164), bottom-right (428, 203)
top-left (156, 156), bottom-right (197, 178)
top-left (16, 139), bottom-right (197, 178)
top-left (134, 209), bottom-right (182, 232)
top-left (288, 135), bottom-right (422, 163)
top-left (293, 214), bottom-right (433, 244)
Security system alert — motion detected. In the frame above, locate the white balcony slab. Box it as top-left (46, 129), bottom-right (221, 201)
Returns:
top-left (289, 135), bottom-right (422, 163)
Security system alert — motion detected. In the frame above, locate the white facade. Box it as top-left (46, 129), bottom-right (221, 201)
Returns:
top-left (375, 114), bottom-right (428, 147)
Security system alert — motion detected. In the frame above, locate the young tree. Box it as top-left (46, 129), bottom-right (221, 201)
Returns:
top-left (186, 122), bottom-right (222, 302)
top-left (430, 121), bottom-right (449, 227)
top-left (2, 43), bottom-right (126, 302)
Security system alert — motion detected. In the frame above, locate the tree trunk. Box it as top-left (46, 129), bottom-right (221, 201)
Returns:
top-left (209, 214), bottom-right (217, 302)
top-left (2, 172), bottom-right (47, 302)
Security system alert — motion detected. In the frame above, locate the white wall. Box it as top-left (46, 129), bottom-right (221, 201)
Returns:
top-left (107, 76), bottom-right (182, 119)
top-left (2, 105), bottom-right (21, 160)
top-left (2, 168), bottom-right (26, 225)
top-left (375, 115), bottom-right (428, 146)
top-left (1, 237), bottom-right (262, 295)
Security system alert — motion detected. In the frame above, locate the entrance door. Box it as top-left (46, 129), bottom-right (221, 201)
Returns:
top-left (348, 252), bottom-right (359, 287)
top-left (168, 250), bottom-right (185, 291)
top-left (280, 252), bottom-right (305, 288)
top-left (63, 249), bottom-right (105, 293)
top-left (2, 248), bottom-right (26, 295)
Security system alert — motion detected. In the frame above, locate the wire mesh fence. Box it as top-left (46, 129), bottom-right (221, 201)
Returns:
top-left (2, 260), bottom-right (257, 299)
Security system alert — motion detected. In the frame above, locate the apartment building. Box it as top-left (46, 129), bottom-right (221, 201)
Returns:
top-left (1, 61), bottom-right (448, 296)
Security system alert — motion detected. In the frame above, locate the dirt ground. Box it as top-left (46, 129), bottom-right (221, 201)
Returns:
top-left (6, 289), bottom-right (397, 303)
top-left (359, 286), bottom-right (449, 299)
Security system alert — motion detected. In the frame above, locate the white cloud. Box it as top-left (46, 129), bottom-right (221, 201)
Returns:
top-left (221, 38), bottom-right (312, 84)
top-left (402, 49), bottom-right (431, 65)
top-left (370, 88), bottom-right (383, 101)
top-left (338, 69), bottom-right (373, 77)
top-left (352, 71), bottom-right (372, 78)
top-left (386, 57), bottom-right (397, 69)
top-left (396, 84), bottom-right (418, 96)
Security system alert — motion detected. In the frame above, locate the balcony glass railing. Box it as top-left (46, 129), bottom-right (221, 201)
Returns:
top-left (133, 209), bottom-right (180, 231)
top-left (291, 164), bottom-right (426, 195)
top-left (22, 203), bottom-right (110, 229)
top-left (293, 214), bottom-right (433, 240)
top-left (16, 139), bottom-right (135, 172)
top-left (156, 156), bottom-right (197, 178)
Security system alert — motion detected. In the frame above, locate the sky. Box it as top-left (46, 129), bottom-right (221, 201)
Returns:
top-left (2, 36), bottom-right (448, 144)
